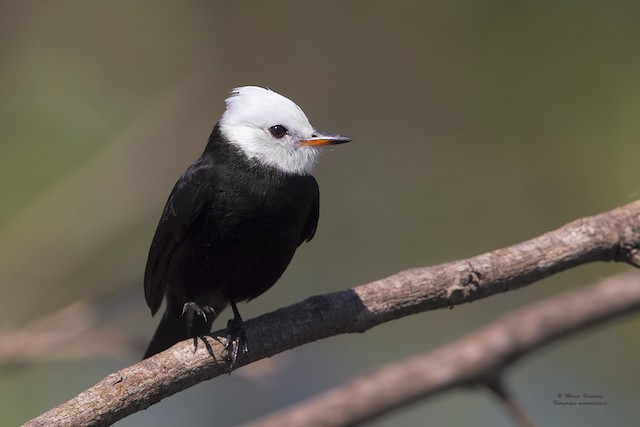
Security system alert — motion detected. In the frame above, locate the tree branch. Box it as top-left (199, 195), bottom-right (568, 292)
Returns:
top-left (23, 200), bottom-right (640, 426)
top-left (240, 272), bottom-right (640, 427)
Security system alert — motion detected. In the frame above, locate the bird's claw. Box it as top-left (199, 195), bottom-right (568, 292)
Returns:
top-left (224, 313), bottom-right (248, 373)
top-left (225, 318), bottom-right (248, 368)
top-left (181, 302), bottom-right (216, 327)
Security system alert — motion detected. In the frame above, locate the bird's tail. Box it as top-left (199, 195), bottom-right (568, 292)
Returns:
top-left (142, 306), bottom-right (215, 359)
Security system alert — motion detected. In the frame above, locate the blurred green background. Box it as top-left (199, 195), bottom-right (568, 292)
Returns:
top-left (2, 1), bottom-right (640, 426)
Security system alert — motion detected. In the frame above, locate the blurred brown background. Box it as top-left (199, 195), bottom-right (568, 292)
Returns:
top-left (1, 2), bottom-right (639, 426)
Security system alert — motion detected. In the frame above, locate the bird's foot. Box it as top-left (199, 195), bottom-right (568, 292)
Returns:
top-left (224, 302), bottom-right (248, 373)
top-left (181, 301), bottom-right (216, 328)
top-left (225, 317), bottom-right (248, 372)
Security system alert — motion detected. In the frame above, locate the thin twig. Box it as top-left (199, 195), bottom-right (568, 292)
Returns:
top-left (487, 377), bottom-right (538, 427)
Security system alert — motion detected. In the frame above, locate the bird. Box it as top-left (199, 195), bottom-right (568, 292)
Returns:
top-left (143, 86), bottom-right (350, 362)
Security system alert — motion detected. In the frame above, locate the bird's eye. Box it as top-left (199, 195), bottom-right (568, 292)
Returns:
top-left (268, 125), bottom-right (288, 139)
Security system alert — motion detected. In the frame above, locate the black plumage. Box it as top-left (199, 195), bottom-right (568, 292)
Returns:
top-left (143, 125), bottom-right (320, 359)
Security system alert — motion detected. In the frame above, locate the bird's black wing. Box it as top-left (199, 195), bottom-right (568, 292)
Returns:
top-left (144, 159), bottom-right (212, 315)
top-left (301, 177), bottom-right (320, 244)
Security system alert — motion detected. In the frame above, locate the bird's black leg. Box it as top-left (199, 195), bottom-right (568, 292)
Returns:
top-left (225, 301), bottom-right (248, 372)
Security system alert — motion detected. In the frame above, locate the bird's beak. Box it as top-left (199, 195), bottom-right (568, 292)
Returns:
top-left (299, 131), bottom-right (351, 147)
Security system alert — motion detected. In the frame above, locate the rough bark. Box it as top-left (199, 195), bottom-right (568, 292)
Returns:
top-left (242, 272), bottom-right (640, 427)
top-left (23, 200), bottom-right (640, 427)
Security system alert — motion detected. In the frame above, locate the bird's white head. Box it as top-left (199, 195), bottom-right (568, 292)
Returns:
top-left (219, 86), bottom-right (350, 175)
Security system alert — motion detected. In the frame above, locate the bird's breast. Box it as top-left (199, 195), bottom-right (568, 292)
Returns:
top-left (173, 173), bottom-right (316, 301)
